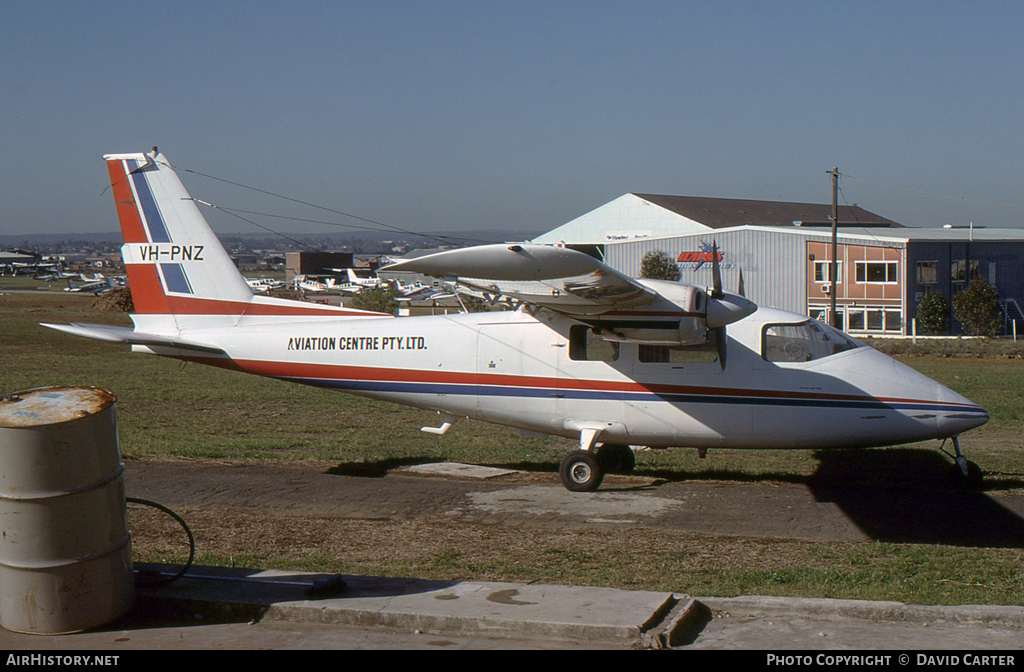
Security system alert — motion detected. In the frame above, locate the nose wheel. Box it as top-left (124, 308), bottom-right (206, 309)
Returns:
top-left (947, 435), bottom-right (984, 489)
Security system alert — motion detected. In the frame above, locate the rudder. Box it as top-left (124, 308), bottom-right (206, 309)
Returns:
top-left (105, 148), bottom-right (253, 318)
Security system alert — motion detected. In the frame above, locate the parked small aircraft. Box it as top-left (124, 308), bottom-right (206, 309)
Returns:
top-left (44, 150), bottom-right (990, 491)
top-left (245, 276), bottom-right (286, 293)
top-left (292, 275), bottom-right (337, 293)
top-left (63, 276), bottom-right (115, 294)
top-left (345, 268), bottom-right (382, 289)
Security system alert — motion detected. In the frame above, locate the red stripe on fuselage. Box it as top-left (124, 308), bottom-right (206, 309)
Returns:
top-left (186, 357), bottom-right (967, 409)
top-left (107, 160), bottom-right (148, 244)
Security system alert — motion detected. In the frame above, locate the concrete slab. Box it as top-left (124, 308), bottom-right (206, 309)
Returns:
top-left (135, 563), bottom-right (689, 647)
top-left (403, 462), bottom-right (520, 480)
top-left (700, 595), bottom-right (1024, 629)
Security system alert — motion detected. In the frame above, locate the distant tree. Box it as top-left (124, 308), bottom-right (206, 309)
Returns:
top-left (640, 251), bottom-right (681, 282)
top-left (915, 290), bottom-right (948, 335)
top-left (953, 278), bottom-right (1002, 337)
top-left (351, 285), bottom-right (398, 315)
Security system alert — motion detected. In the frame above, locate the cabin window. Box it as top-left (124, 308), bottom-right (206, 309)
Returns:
top-left (637, 331), bottom-right (718, 364)
top-left (569, 325), bottom-right (619, 362)
top-left (762, 320), bottom-right (861, 363)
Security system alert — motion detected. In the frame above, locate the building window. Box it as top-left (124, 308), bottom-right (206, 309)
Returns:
top-left (885, 310), bottom-right (902, 332)
top-left (855, 261), bottom-right (898, 284)
top-left (951, 259), bottom-right (980, 283)
top-left (813, 261), bottom-right (842, 283)
top-left (846, 307), bottom-right (903, 333)
top-left (916, 261), bottom-right (937, 284)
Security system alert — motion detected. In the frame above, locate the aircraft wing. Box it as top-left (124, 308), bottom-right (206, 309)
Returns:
top-left (382, 244), bottom-right (655, 316)
top-left (40, 322), bottom-right (226, 355)
top-left (382, 243), bottom-right (757, 352)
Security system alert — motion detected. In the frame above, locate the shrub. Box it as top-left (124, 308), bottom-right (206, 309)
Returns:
top-left (915, 290), bottom-right (948, 335)
top-left (640, 251), bottom-right (681, 281)
top-left (953, 278), bottom-right (1002, 337)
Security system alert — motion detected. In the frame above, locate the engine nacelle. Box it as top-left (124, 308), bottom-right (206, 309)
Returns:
top-left (678, 316), bottom-right (709, 346)
top-left (590, 282), bottom-right (711, 346)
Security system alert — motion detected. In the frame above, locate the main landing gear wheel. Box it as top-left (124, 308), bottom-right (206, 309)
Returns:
top-left (596, 443), bottom-right (636, 474)
top-left (559, 450), bottom-right (604, 492)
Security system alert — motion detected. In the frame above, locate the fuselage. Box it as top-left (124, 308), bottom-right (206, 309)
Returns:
top-left (153, 305), bottom-right (988, 451)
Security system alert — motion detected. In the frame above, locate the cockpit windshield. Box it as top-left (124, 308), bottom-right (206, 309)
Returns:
top-left (762, 319), bottom-right (862, 363)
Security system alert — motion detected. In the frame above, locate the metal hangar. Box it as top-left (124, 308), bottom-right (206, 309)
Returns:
top-left (532, 194), bottom-right (1024, 336)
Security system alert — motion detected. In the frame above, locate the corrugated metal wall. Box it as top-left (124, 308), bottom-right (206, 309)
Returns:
top-left (605, 227), bottom-right (907, 317)
top-left (605, 229), bottom-right (806, 313)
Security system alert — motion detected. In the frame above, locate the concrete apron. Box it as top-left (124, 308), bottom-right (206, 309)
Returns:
top-left (133, 563), bottom-right (699, 649)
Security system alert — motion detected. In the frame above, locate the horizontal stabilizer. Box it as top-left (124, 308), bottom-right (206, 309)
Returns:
top-left (41, 323), bottom-right (225, 355)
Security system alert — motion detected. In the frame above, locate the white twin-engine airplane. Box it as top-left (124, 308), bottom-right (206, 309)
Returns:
top-left (45, 149), bottom-right (990, 492)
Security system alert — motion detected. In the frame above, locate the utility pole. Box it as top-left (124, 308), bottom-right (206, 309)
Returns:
top-left (827, 167), bottom-right (840, 329)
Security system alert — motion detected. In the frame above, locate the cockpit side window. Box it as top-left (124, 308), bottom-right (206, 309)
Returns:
top-left (762, 320), bottom-right (861, 363)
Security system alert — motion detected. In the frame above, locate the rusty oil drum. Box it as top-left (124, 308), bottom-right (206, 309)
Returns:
top-left (0, 386), bottom-right (133, 634)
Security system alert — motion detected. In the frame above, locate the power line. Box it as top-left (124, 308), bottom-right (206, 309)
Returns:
top-left (164, 160), bottom-right (506, 247)
top-left (840, 172), bottom-right (1024, 212)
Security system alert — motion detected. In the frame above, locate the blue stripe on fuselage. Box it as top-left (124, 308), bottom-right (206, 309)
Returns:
top-left (276, 376), bottom-right (984, 415)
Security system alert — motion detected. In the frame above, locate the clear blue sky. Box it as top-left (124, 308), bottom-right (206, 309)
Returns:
top-left (3, 0), bottom-right (1024, 239)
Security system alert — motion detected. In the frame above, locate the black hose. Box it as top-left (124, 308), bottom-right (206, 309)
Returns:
top-left (126, 496), bottom-right (196, 586)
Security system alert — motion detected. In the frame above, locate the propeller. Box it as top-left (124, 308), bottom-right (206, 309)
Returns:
top-left (704, 242), bottom-right (755, 329)
top-left (701, 241), bottom-right (756, 369)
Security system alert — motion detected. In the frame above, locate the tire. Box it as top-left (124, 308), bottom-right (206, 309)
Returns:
top-left (947, 460), bottom-right (984, 489)
top-left (559, 450), bottom-right (604, 492)
top-left (596, 443), bottom-right (636, 474)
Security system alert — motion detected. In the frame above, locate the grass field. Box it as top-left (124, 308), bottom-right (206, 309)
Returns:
top-left (2, 289), bottom-right (1023, 605)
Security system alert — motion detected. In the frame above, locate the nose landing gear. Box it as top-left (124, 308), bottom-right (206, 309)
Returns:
top-left (947, 435), bottom-right (984, 489)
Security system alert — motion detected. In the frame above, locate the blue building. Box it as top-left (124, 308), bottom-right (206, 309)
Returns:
top-left (904, 229), bottom-right (1024, 334)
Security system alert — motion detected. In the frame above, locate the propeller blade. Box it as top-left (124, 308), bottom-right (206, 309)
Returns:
top-left (715, 326), bottom-right (728, 370)
top-left (737, 267), bottom-right (745, 297)
top-left (711, 241), bottom-right (723, 300)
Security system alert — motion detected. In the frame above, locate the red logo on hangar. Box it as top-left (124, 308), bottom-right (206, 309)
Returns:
top-left (677, 242), bottom-right (724, 271)
top-left (676, 250), bottom-right (724, 263)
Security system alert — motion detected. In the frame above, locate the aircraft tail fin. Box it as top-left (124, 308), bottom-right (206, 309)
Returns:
top-left (104, 148), bottom-right (254, 317)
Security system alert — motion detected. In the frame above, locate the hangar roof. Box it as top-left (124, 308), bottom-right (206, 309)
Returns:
top-left (532, 193), bottom-right (901, 245)
top-left (634, 194), bottom-right (903, 229)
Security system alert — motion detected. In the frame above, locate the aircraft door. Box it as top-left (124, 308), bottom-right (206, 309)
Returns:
top-left (476, 320), bottom-right (559, 432)
top-left (554, 325), bottom-right (630, 439)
